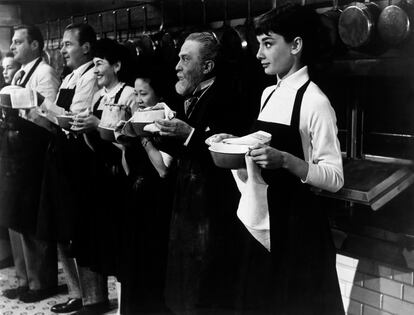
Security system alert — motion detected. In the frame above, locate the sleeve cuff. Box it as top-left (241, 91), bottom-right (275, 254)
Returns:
top-left (301, 161), bottom-right (312, 184)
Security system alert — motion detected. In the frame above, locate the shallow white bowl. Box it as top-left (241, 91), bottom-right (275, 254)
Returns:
top-left (208, 143), bottom-right (249, 169)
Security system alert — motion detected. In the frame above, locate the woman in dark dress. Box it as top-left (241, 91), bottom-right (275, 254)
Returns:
top-left (208, 4), bottom-right (345, 314)
top-left (69, 39), bottom-right (136, 277)
top-left (117, 62), bottom-right (177, 315)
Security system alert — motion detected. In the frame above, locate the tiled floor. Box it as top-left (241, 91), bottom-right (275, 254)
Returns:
top-left (0, 265), bottom-right (119, 315)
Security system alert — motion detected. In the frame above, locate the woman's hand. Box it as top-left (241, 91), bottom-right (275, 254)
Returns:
top-left (125, 94), bottom-right (138, 113)
top-left (249, 143), bottom-right (285, 169)
top-left (115, 120), bottom-right (126, 133)
top-left (205, 133), bottom-right (236, 146)
top-left (71, 113), bottom-right (100, 132)
top-left (249, 143), bottom-right (309, 180)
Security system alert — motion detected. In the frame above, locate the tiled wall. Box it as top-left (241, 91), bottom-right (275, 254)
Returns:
top-left (337, 253), bottom-right (414, 315)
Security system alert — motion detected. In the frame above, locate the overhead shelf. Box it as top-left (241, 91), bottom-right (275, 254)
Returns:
top-left (317, 56), bottom-right (414, 77)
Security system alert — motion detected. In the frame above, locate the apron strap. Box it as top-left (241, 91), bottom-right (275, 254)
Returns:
top-left (93, 95), bottom-right (104, 118)
top-left (290, 80), bottom-right (311, 129)
top-left (92, 83), bottom-right (126, 119)
top-left (19, 57), bottom-right (42, 87)
top-left (260, 88), bottom-right (276, 113)
top-left (81, 62), bottom-right (95, 77)
top-left (114, 83), bottom-right (126, 104)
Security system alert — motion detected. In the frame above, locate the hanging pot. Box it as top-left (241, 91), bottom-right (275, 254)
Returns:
top-left (234, 0), bottom-right (259, 56)
top-left (155, 1), bottom-right (178, 66)
top-left (43, 21), bottom-right (52, 64)
top-left (338, 1), bottom-right (381, 48)
top-left (132, 5), bottom-right (156, 58)
top-left (320, 0), bottom-right (345, 54)
top-left (214, 0), bottom-right (243, 68)
top-left (170, 0), bottom-right (187, 50)
top-left (377, 0), bottom-right (413, 46)
top-left (112, 10), bottom-right (119, 42)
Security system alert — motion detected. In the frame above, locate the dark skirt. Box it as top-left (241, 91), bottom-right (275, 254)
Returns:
top-left (119, 161), bottom-right (174, 314)
top-left (164, 161), bottom-right (244, 315)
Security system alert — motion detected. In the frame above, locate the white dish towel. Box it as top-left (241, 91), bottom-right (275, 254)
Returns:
top-left (232, 155), bottom-right (271, 251)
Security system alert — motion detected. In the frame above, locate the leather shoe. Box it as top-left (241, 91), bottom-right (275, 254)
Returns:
top-left (72, 301), bottom-right (110, 315)
top-left (19, 286), bottom-right (62, 303)
top-left (51, 298), bottom-right (83, 313)
top-left (2, 286), bottom-right (28, 299)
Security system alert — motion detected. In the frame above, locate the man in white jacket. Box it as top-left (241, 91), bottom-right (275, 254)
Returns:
top-left (1, 24), bottom-right (60, 303)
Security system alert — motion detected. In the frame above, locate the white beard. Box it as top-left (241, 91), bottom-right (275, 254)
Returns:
top-left (175, 79), bottom-right (192, 96)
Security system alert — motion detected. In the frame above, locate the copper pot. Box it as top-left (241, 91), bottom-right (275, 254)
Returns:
top-left (377, 0), bottom-right (413, 46)
top-left (338, 1), bottom-right (381, 48)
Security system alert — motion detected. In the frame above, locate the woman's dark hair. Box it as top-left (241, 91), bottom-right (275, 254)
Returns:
top-left (94, 38), bottom-right (135, 85)
top-left (134, 57), bottom-right (180, 110)
top-left (254, 3), bottom-right (323, 65)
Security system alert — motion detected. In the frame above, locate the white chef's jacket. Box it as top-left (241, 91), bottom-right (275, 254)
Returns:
top-left (43, 61), bottom-right (98, 116)
top-left (12, 57), bottom-right (60, 105)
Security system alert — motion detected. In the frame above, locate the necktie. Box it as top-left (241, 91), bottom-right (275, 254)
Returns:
top-left (14, 70), bottom-right (25, 85)
top-left (184, 95), bottom-right (198, 117)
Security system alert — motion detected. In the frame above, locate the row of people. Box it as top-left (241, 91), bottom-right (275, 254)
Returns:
top-left (0, 3), bottom-right (345, 315)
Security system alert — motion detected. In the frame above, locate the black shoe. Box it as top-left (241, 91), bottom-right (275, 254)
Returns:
top-left (51, 298), bottom-right (83, 313)
top-left (2, 286), bottom-right (28, 299)
top-left (72, 301), bottom-right (110, 315)
top-left (19, 286), bottom-right (61, 303)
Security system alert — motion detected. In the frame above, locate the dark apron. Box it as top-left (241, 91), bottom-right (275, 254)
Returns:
top-left (92, 82), bottom-right (126, 118)
top-left (0, 58), bottom-right (52, 234)
top-left (240, 80), bottom-right (344, 315)
top-left (36, 64), bottom-right (96, 241)
top-left (55, 63), bottom-right (95, 112)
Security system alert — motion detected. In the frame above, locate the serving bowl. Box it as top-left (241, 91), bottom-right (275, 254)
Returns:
top-left (131, 109), bottom-right (165, 136)
top-left (98, 126), bottom-right (116, 142)
top-left (56, 115), bottom-right (74, 130)
top-left (209, 142), bottom-right (249, 169)
top-left (0, 94), bottom-right (12, 108)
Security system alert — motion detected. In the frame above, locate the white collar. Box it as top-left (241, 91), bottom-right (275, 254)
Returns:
top-left (102, 82), bottom-right (125, 99)
top-left (20, 57), bottom-right (41, 73)
top-left (193, 76), bottom-right (216, 95)
top-left (276, 66), bottom-right (309, 90)
top-left (72, 60), bottom-right (94, 77)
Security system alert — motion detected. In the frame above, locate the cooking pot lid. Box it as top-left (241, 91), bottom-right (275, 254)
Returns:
top-left (338, 3), bottom-right (380, 48)
top-left (378, 5), bottom-right (411, 46)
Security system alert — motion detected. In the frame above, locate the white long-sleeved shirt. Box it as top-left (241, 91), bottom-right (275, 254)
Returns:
top-left (233, 66), bottom-right (343, 250)
top-left (259, 66), bottom-right (344, 193)
top-left (43, 60), bottom-right (98, 116)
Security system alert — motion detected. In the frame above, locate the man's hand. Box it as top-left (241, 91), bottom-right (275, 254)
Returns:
top-left (71, 113), bottom-right (100, 132)
top-left (154, 118), bottom-right (193, 141)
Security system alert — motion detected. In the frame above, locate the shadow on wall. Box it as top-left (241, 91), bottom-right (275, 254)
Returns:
top-left (335, 234), bottom-right (414, 314)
